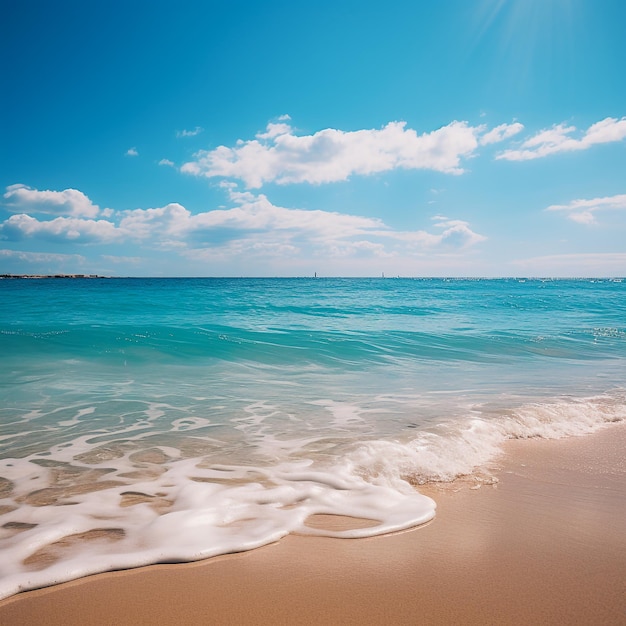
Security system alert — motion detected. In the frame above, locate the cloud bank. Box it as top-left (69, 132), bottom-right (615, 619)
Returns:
top-left (1, 185), bottom-right (486, 264)
top-left (1, 214), bottom-right (121, 243)
top-left (5, 116), bottom-right (622, 275)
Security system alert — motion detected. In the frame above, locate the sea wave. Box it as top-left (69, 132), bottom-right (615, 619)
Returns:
top-left (348, 392), bottom-right (625, 485)
top-left (1, 278), bottom-right (624, 599)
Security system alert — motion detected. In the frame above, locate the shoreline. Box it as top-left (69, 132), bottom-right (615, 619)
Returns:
top-left (1, 424), bottom-right (624, 625)
top-left (0, 274), bottom-right (107, 279)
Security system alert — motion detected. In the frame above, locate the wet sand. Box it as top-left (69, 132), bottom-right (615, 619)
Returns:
top-left (0, 424), bottom-right (624, 625)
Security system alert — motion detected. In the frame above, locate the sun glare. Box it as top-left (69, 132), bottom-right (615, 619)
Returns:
top-left (469, 0), bottom-right (580, 93)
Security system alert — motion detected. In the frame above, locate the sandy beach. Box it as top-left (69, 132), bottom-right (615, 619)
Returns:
top-left (0, 424), bottom-right (624, 625)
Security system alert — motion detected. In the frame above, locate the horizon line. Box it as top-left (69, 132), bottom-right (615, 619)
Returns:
top-left (2, 274), bottom-right (624, 281)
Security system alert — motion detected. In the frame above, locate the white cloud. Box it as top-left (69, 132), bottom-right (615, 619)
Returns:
top-left (119, 203), bottom-right (191, 240)
top-left (256, 122), bottom-right (293, 140)
top-left (568, 211), bottom-right (596, 225)
top-left (3, 184), bottom-right (100, 218)
top-left (431, 216), bottom-right (488, 247)
top-left (479, 122), bottom-right (524, 145)
top-left (497, 117), bottom-right (626, 161)
top-left (545, 193), bottom-right (626, 224)
top-left (2, 182), bottom-right (486, 268)
top-left (126, 147), bottom-right (139, 157)
top-left (181, 119), bottom-right (484, 188)
top-left (119, 196), bottom-right (385, 242)
top-left (159, 159), bottom-right (175, 167)
top-left (176, 127), bottom-right (204, 138)
top-left (0, 214), bottom-right (122, 243)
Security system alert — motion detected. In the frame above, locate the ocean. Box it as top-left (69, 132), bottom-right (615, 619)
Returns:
top-left (0, 277), bottom-right (624, 598)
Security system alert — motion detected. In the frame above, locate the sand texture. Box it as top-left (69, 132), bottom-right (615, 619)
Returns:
top-left (0, 425), bottom-right (624, 625)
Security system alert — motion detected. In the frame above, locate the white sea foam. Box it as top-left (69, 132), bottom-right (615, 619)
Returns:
top-left (0, 393), bottom-right (623, 600)
top-left (0, 453), bottom-right (435, 599)
top-left (347, 394), bottom-right (626, 485)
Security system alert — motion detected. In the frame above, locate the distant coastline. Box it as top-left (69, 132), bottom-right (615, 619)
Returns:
top-left (0, 274), bottom-right (107, 279)
top-left (0, 275), bottom-right (623, 281)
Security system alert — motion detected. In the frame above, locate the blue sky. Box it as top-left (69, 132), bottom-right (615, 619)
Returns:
top-left (1, 0), bottom-right (625, 277)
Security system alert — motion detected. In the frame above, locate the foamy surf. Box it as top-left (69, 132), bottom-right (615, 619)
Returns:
top-left (0, 392), bottom-right (623, 600)
top-left (347, 393), bottom-right (626, 486)
top-left (0, 451), bottom-right (436, 599)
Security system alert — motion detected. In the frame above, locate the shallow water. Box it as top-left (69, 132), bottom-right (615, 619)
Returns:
top-left (0, 277), bottom-right (624, 598)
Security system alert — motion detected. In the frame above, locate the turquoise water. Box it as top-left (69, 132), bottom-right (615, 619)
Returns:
top-left (1, 277), bottom-right (624, 597)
